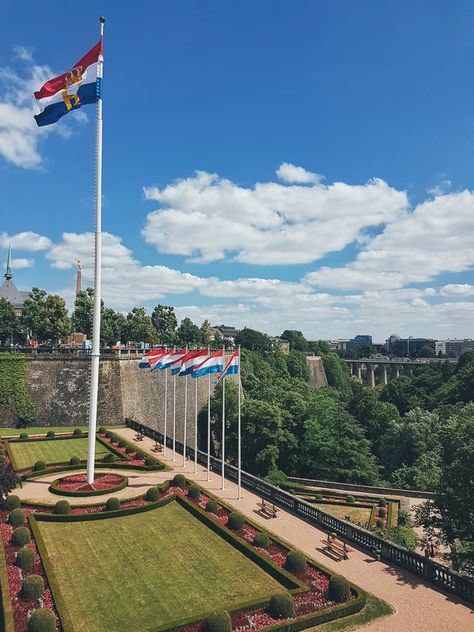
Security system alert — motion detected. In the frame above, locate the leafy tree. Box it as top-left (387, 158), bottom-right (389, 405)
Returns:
top-left (322, 353), bottom-right (351, 398)
top-left (286, 351), bottom-right (310, 380)
top-left (0, 462), bottom-right (18, 503)
top-left (72, 288), bottom-right (94, 336)
top-left (212, 328), bottom-right (223, 349)
top-left (0, 298), bottom-right (21, 345)
top-left (200, 319), bottom-right (213, 347)
top-left (390, 451), bottom-right (443, 491)
top-left (124, 307), bottom-right (156, 343)
top-left (40, 295), bottom-right (71, 343)
top-left (151, 304), bottom-right (177, 343)
top-left (101, 308), bottom-right (126, 345)
top-left (21, 288), bottom-right (47, 341)
top-left (417, 345), bottom-right (435, 358)
top-left (176, 317), bottom-right (200, 346)
top-left (280, 330), bottom-right (308, 352)
top-left (380, 375), bottom-right (418, 415)
top-left (235, 327), bottom-right (272, 353)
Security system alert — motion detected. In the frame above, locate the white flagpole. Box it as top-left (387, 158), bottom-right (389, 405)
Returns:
top-left (194, 376), bottom-right (198, 474)
top-left (237, 346), bottom-right (242, 500)
top-left (221, 346), bottom-right (226, 490)
top-left (207, 370), bottom-right (211, 481)
top-left (182, 373), bottom-right (188, 467)
top-left (172, 345), bottom-right (177, 461)
top-left (86, 17), bottom-right (105, 485)
top-left (163, 360), bottom-right (168, 455)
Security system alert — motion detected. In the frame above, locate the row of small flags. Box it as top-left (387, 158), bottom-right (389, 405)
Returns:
top-left (139, 347), bottom-right (239, 383)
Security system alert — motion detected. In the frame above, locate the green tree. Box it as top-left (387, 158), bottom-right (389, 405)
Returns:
top-left (322, 353), bottom-right (351, 398)
top-left (200, 319), bottom-right (213, 347)
top-left (151, 305), bottom-right (177, 343)
top-left (286, 351), bottom-right (310, 380)
top-left (235, 327), bottom-right (272, 353)
top-left (417, 345), bottom-right (435, 358)
top-left (72, 288), bottom-right (94, 337)
top-left (280, 330), bottom-right (308, 352)
top-left (39, 294), bottom-right (71, 343)
top-left (380, 375), bottom-right (417, 415)
top-left (21, 288), bottom-right (47, 341)
top-left (124, 308), bottom-right (156, 343)
top-left (101, 308), bottom-right (126, 345)
top-left (0, 298), bottom-right (21, 345)
top-left (176, 317), bottom-right (200, 346)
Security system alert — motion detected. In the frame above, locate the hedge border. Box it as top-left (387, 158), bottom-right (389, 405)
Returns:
top-left (0, 526), bottom-right (14, 632)
top-left (48, 474), bottom-right (128, 497)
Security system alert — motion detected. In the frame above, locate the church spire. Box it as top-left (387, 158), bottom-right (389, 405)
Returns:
top-left (5, 244), bottom-right (13, 280)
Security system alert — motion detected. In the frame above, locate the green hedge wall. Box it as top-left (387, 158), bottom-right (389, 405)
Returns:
top-left (0, 527), bottom-right (15, 632)
top-left (48, 476), bottom-right (128, 498)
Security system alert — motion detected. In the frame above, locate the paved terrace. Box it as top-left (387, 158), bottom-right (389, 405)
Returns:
top-left (16, 427), bottom-right (473, 632)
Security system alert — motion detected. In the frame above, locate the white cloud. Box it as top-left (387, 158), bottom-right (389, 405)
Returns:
top-left (0, 231), bottom-right (52, 251)
top-left (276, 162), bottom-right (322, 184)
top-left (143, 170), bottom-right (407, 265)
top-left (428, 179), bottom-right (452, 196)
top-left (14, 46), bottom-right (34, 63)
top-left (11, 257), bottom-right (33, 269)
top-left (200, 277), bottom-right (312, 298)
top-left (440, 283), bottom-right (474, 297)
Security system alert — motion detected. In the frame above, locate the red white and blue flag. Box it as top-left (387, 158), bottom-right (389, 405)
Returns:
top-left (215, 349), bottom-right (240, 383)
top-left (192, 349), bottom-right (224, 379)
top-left (177, 349), bottom-right (208, 376)
top-left (34, 40), bottom-right (103, 127)
top-left (157, 348), bottom-right (187, 371)
top-left (138, 347), bottom-right (166, 369)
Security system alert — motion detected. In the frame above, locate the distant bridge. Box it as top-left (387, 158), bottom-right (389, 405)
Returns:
top-left (343, 357), bottom-right (457, 388)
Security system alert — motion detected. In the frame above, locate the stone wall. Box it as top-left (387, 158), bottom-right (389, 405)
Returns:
top-left (305, 356), bottom-right (328, 388)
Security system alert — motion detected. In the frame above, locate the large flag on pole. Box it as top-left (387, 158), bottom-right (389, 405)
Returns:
top-left (34, 41), bottom-right (103, 127)
top-left (192, 349), bottom-right (224, 378)
top-left (215, 348), bottom-right (239, 383)
top-left (178, 349), bottom-right (208, 376)
top-left (156, 348), bottom-right (186, 371)
top-left (139, 347), bottom-right (166, 369)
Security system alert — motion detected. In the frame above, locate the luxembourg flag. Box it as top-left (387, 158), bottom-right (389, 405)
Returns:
top-left (138, 347), bottom-right (166, 369)
top-left (215, 349), bottom-right (240, 383)
top-left (34, 40), bottom-right (102, 127)
top-left (156, 348), bottom-right (187, 371)
top-left (192, 349), bottom-right (224, 379)
top-left (178, 349), bottom-right (208, 376)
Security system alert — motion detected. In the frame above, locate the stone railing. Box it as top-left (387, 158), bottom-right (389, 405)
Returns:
top-left (126, 419), bottom-right (474, 605)
top-left (288, 476), bottom-right (436, 500)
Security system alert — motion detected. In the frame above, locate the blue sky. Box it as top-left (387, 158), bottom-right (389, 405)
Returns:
top-left (1, 1), bottom-right (474, 341)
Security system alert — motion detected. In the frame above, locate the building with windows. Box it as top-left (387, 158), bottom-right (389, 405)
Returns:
top-left (435, 339), bottom-right (474, 358)
top-left (389, 337), bottom-right (435, 358)
top-left (347, 334), bottom-right (373, 349)
top-left (0, 246), bottom-right (30, 316)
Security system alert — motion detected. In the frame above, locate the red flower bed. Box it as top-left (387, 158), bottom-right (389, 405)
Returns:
top-left (53, 473), bottom-right (125, 493)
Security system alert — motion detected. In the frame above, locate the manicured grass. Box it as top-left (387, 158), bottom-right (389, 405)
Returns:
top-left (0, 426), bottom-right (90, 437)
top-left (312, 503), bottom-right (373, 528)
top-left (7, 437), bottom-right (114, 470)
top-left (318, 592), bottom-right (394, 631)
top-left (35, 502), bottom-right (285, 632)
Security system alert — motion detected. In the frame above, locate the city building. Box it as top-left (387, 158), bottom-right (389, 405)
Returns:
top-left (0, 246), bottom-right (30, 316)
top-left (389, 337), bottom-right (435, 358)
top-left (435, 339), bottom-right (474, 358)
top-left (269, 336), bottom-right (290, 354)
top-left (347, 334), bottom-right (373, 349)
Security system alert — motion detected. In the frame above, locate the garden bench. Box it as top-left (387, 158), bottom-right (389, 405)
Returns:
top-left (322, 534), bottom-right (350, 560)
top-left (259, 498), bottom-right (277, 518)
top-left (152, 441), bottom-right (163, 453)
top-left (135, 432), bottom-right (144, 441)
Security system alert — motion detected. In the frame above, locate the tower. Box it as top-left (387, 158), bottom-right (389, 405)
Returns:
top-left (5, 243), bottom-right (13, 280)
top-left (75, 259), bottom-right (82, 296)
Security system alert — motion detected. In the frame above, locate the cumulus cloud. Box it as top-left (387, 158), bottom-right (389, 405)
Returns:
top-left (427, 179), bottom-right (452, 196)
top-left (11, 257), bottom-right (34, 269)
top-left (440, 283), bottom-right (474, 297)
top-left (142, 170), bottom-right (407, 265)
top-left (0, 231), bottom-right (52, 251)
top-left (276, 162), bottom-right (322, 184)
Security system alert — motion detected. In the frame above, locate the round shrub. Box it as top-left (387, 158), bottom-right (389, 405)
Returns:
top-left (9, 508), bottom-right (25, 527)
top-left (16, 547), bottom-right (35, 569)
top-left (144, 456), bottom-right (157, 467)
top-left (253, 532), bottom-right (270, 549)
top-left (27, 608), bottom-right (56, 632)
top-left (46, 431), bottom-right (55, 438)
top-left (110, 433), bottom-right (119, 443)
top-left (103, 453), bottom-right (115, 463)
top-left (21, 574), bottom-right (44, 601)
top-left (69, 456), bottom-right (81, 465)
top-left (314, 493), bottom-right (323, 501)
top-left (105, 430), bottom-right (112, 439)
top-left (160, 480), bottom-right (170, 493)
top-left (54, 500), bottom-right (70, 515)
top-left (98, 426), bottom-right (107, 434)
top-left (146, 486), bottom-right (160, 502)
top-left (378, 507), bottom-right (386, 519)
top-left (227, 512), bottom-right (245, 531)
top-left (20, 433), bottom-right (28, 440)
top-left (376, 518), bottom-right (383, 528)
top-left (105, 497), bottom-right (120, 511)
top-left (33, 460), bottom-right (46, 472)
top-left (204, 611), bottom-right (231, 632)
top-left (125, 445), bottom-right (134, 454)
top-left (188, 484), bottom-right (201, 500)
top-left (284, 550), bottom-right (307, 574)
top-left (73, 428), bottom-right (82, 436)
top-left (12, 526), bottom-right (30, 547)
top-left (135, 450), bottom-right (145, 460)
top-left (206, 499), bottom-right (218, 513)
top-left (268, 592), bottom-right (295, 619)
top-left (6, 494), bottom-right (21, 511)
top-left (328, 575), bottom-right (350, 603)
top-left (118, 439), bottom-right (126, 448)
top-left (378, 498), bottom-right (387, 508)
top-left (346, 495), bottom-right (355, 504)
top-left (173, 473), bottom-right (186, 489)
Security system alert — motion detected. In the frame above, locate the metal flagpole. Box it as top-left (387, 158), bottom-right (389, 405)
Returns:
top-left (86, 17), bottom-right (105, 485)
top-left (163, 359), bottom-right (168, 455)
top-left (237, 346), bottom-right (242, 500)
top-left (172, 345), bottom-right (177, 461)
top-left (194, 377), bottom-right (198, 474)
top-left (207, 372), bottom-right (211, 481)
top-left (221, 346), bottom-right (226, 490)
top-left (182, 373), bottom-right (188, 467)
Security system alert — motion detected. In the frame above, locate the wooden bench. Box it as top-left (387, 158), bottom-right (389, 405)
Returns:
top-left (135, 432), bottom-right (144, 442)
top-left (322, 535), bottom-right (351, 560)
top-left (259, 498), bottom-right (278, 518)
top-left (152, 441), bottom-right (163, 453)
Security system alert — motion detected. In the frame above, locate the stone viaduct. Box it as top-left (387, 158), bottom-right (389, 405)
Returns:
top-left (344, 357), bottom-right (457, 388)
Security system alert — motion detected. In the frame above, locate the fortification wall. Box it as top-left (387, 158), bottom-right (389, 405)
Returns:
top-left (305, 356), bottom-right (328, 388)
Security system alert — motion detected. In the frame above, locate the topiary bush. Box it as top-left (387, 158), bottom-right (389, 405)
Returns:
top-left (54, 500), bottom-right (70, 515)
top-left (46, 431), bottom-right (55, 438)
top-left (284, 550), bottom-right (307, 574)
top-left (188, 484), bottom-right (201, 500)
top-left (125, 445), bottom-right (134, 454)
top-left (146, 486), bottom-right (160, 502)
top-left (16, 547), bottom-right (35, 569)
top-left (9, 508), bottom-right (25, 527)
top-left (20, 433), bottom-right (28, 440)
top-left (21, 574), bottom-right (44, 601)
top-left (98, 426), bottom-right (106, 434)
top-left (376, 518), bottom-right (383, 528)
top-left (268, 592), bottom-right (295, 619)
top-left (205, 499), bottom-right (218, 513)
top-left (314, 493), bottom-right (323, 501)
top-left (378, 507), bottom-right (386, 519)
top-left (105, 431), bottom-right (112, 439)
top-left (135, 450), bottom-right (145, 460)
top-left (12, 526), bottom-right (31, 547)
top-left (118, 439), bottom-right (126, 448)
top-left (33, 460), bottom-right (46, 472)
top-left (203, 610), bottom-right (231, 632)
top-left (227, 512), bottom-right (245, 531)
top-left (328, 575), bottom-right (350, 603)
top-left (73, 428), bottom-right (82, 436)
top-left (253, 532), bottom-right (270, 549)
top-left (110, 433), bottom-right (119, 443)
top-left (173, 473), bottom-right (186, 489)
top-left (378, 498), bottom-right (387, 507)
top-left (6, 494), bottom-right (20, 510)
top-left (145, 456), bottom-right (157, 467)
top-left (103, 453), bottom-right (115, 463)
top-left (27, 608), bottom-right (56, 632)
top-left (69, 456), bottom-right (81, 465)
top-left (160, 480), bottom-right (170, 493)
top-left (105, 497), bottom-right (120, 511)
top-left (346, 495), bottom-right (355, 504)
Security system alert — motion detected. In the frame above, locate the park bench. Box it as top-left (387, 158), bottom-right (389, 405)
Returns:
top-left (152, 440), bottom-right (163, 453)
top-left (135, 432), bottom-right (144, 442)
top-left (322, 533), bottom-right (351, 560)
top-left (259, 498), bottom-right (278, 518)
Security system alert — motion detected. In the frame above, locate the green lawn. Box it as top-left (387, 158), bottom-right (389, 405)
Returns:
top-left (0, 426), bottom-right (90, 437)
top-left (312, 503), bottom-right (373, 528)
top-left (35, 501), bottom-right (286, 632)
top-left (7, 437), bottom-right (114, 470)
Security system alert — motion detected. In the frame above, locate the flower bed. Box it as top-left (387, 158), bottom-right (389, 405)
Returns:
top-left (49, 473), bottom-right (128, 497)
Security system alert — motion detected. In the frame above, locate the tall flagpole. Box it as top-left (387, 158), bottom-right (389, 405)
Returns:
top-left (172, 345), bottom-right (177, 461)
top-left (237, 346), bottom-right (242, 499)
top-left (207, 371), bottom-right (211, 481)
top-left (86, 17), bottom-right (105, 485)
top-left (221, 346), bottom-right (226, 490)
top-left (163, 360), bottom-right (168, 454)
top-left (182, 373), bottom-right (188, 467)
top-left (194, 376), bottom-right (198, 474)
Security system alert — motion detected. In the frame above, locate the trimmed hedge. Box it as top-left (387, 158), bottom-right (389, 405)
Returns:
top-left (227, 512), bottom-right (245, 531)
top-left (205, 499), bottom-right (218, 513)
top-left (11, 527), bottom-right (30, 547)
top-left (173, 473), bottom-right (186, 489)
top-left (20, 433), bottom-right (28, 440)
top-left (146, 486), bottom-right (160, 502)
top-left (105, 497), bottom-right (121, 511)
top-left (284, 550), bottom-right (307, 574)
top-left (125, 446), bottom-right (134, 454)
top-left (46, 431), bottom-right (55, 438)
top-left (98, 427), bottom-right (107, 434)
top-left (188, 484), bottom-right (201, 500)
top-left (103, 453), bottom-right (116, 463)
top-left (33, 460), bottom-right (46, 472)
top-left (144, 456), bottom-right (157, 467)
top-left (5, 495), bottom-right (20, 511)
top-left (253, 532), bottom-right (270, 549)
top-left (269, 591), bottom-right (295, 619)
top-left (27, 608), bottom-right (56, 632)
top-left (72, 429), bottom-right (82, 436)
top-left (135, 450), bottom-right (145, 460)
top-left (204, 611), bottom-right (231, 632)
top-left (9, 508), bottom-right (25, 527)
top-left (21, 574), bottom-right (44, 601)
top-left (105, 431), bottom-right (112, 439)
top-left (16, 547), bottom-right (35, 569)
top-left (69, 456), bottom-right (80, 466)
top-left (346, 495), bottom-right (355, 504)
top-left (379, 498), bottom-right (387, 507)
top-left (328, 575), bottom-right (350, 603)
top-left (118, 439), bottom-right (127, 448)
top-left (54, 500), bottom-right (70, 515)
